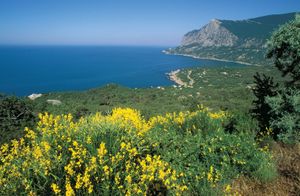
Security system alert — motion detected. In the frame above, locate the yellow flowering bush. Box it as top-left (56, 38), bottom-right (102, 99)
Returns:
top-left (0, 108), bottom-right (186, 195)
top-left (0, 107), bottom-right (275, 195)
top-left (144, 108), bottom-right (276, 194)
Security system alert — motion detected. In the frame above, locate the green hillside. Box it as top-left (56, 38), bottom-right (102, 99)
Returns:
top-left (167, 12), bottom-right (298, 65)
top-left (221, 12), bottom-right (296, 39)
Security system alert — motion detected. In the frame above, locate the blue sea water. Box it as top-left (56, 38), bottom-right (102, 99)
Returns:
top-left (0, 46), bottom-right (245, 96)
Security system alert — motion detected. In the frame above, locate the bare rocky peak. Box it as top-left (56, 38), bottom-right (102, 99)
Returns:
top-left (181, 19), bottom-right (238, 47)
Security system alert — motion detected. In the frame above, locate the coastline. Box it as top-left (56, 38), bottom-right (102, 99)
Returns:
top-left (166, 69), bottom-right (186, 86)
top-left (166, 69), bottom-right (194, 87)
top-left (162, 50), bottom-right (263, 67)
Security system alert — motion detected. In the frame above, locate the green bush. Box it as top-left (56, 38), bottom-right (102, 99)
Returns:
top-left (266, 14), bottom-right (300, 87)
top-left (252, 14), bottom-right (300, 143)
top-left (251, 73), bottom-right (278, 137)
top-left (0, 95), bottom-right (36, 144)
top-left (145, 109), bottom-right (277, 194)
top-left (266, 88), bottom-right (300, 144)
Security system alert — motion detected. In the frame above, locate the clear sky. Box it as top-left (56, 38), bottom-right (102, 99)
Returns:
top-left (0, 0), bottom-right (299, 46)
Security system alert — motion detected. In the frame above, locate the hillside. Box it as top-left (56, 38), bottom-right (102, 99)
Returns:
top-left (166, 12), bottom-right (297, 65)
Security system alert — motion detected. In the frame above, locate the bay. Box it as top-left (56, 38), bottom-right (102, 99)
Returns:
top-left (0, 46), bottom-right (245, 96)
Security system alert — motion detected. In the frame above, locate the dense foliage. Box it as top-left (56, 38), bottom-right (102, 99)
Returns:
top-left (266, 14), bottom-right (300, 87)
top-left (0, 95), bottom-right (36, 144)
top-left (266, 88), bottom-right (300, 144)
top-left (251, 15), bottom-right (300, 143)
top-left (0, 108), bottom-right (275, 195)
top-left (251, 73), bottom-right (278, 137)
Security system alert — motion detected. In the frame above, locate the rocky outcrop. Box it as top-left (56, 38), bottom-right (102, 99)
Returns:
top-left (181, 19), bottom-right (238, 47)
top-left (47, 99), bottom-right (62, 105)
top-left (167, 12), bottom-right (297, 65)
top-left (28, 93), bottom-right (42, 100)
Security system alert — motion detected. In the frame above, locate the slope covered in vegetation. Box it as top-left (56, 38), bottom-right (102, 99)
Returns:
top-left (0, 107), bottom-right (276, 195)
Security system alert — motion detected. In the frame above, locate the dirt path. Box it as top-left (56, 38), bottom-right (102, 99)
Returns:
top-left (187, 70), bottom-right (195, 87)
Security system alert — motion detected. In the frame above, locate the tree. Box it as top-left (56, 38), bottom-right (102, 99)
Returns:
top-left (251, 73), bottom-right (278, 136)
top-left (266, 88), bottom-right (300, 143)
top-left (266, 14), bottom-right (300, 87)
top-left (253, 14), bottom-right (300, 143)
top-left (0, 96), bottom-right (36, 144)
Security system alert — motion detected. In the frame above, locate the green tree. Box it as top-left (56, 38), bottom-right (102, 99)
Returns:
top-left (251, 73), bottom-right (278, 136)
top-left (0, 95), bottom-right (36, 144)
top-left (266, 14), bottom-right (300, 87)
top-left (266, 88), bottom-right (300, 143)
top-left (260, 14), bottom-right (300, 143)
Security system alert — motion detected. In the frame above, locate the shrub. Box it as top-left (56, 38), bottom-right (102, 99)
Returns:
top-left (145, 108), bottom-right (276, 194)
top-left (252, 15), bottom-right (300, 142)
top-left (266, 88), bottom-right (300, 144)
top-left (266, 14), bottom-right (300, 87)
top-left (0, 107), bottom-right (275, 195)
top-left (251, 73), bottom-right (278, 137)
top-left (0, 108), bottom-right (186, 195)
top-left (0, 95), bottom-right (36, 144)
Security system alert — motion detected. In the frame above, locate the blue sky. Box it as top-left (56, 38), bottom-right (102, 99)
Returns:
top-left (0, 0), bottom-right (299, 46)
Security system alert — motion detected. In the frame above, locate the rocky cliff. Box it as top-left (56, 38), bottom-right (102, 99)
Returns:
top-left (181, 19), bottom-right (238, 47)
top-left (167, 12), bottom-right (297, 65)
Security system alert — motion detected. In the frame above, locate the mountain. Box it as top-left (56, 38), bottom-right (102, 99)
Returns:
top-left (166, 12), bottom-right (297, 65)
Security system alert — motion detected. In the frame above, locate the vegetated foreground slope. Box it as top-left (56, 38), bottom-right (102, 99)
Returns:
top-left (166, 12), bottom-right (297, 65)
top-left (0, 107), bottom-right (276, 195)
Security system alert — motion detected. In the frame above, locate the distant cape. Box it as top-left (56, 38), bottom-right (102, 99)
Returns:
top-left (166, 12), bottom-right (297, 65)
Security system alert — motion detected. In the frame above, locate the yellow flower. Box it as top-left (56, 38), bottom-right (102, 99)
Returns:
top-left (65, 179), bottom-right (75, 196)
top-left (207, 165), bottom-right (214, 182)
top-left (125, 175), bottom-right (132, 184)
top-left (28, 191), bottom-right (36, 196)
top-left (88, 185), bottom-right (93, 193)
top-left (0, 143), bottom-right (9, 153)
top-left (51, 183), bottom-right (61, 194)
top-left (224, 184), bottom-right (231, 193)
top-left (98, 142), bottom-right (107, 158)
top-left (64, 163), bottom-right (75, 176)
top-left (86, 136), bottom-right (92, 144)
top-left (41, 141), bottom-right (51, 153)
top-left (115, 173), bottom-right (121, 185)
top-left (120, 142), bottom-right (126, 149)
top-left (103, 165), bottom-right (110, 176)
top-left (33, 146), bottom-right (43, 159)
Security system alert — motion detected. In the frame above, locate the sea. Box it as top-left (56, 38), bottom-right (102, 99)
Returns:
top-left (0, 46), bottom-right (245, 96)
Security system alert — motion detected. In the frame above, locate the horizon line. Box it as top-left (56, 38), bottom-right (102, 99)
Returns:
top-left (0, 44), bottom-right (176, 47)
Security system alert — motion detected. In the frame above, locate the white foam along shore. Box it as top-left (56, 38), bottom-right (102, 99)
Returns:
top-left (162, 50), bottom-right (263, 67)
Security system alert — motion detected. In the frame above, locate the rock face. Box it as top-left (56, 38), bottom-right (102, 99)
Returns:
top-left (28, 93), bottom-right (42, 100)
top-left (168, 12), bottom-right (297, 65)
top-left (47, 99), bottom-right (62, 105)
top-left (181, 19), bottom-right (238, 47)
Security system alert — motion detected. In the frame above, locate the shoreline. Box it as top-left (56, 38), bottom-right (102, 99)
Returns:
top-left (166, 69), bottom-right (194, 87)
top-left (162, 50), bottom-right (263, 67)
top-left (166, 69), bottom-right (186, 86)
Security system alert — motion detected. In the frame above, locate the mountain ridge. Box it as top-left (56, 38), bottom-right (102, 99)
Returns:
top-left (167, 12), bottom-right (298, 65)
